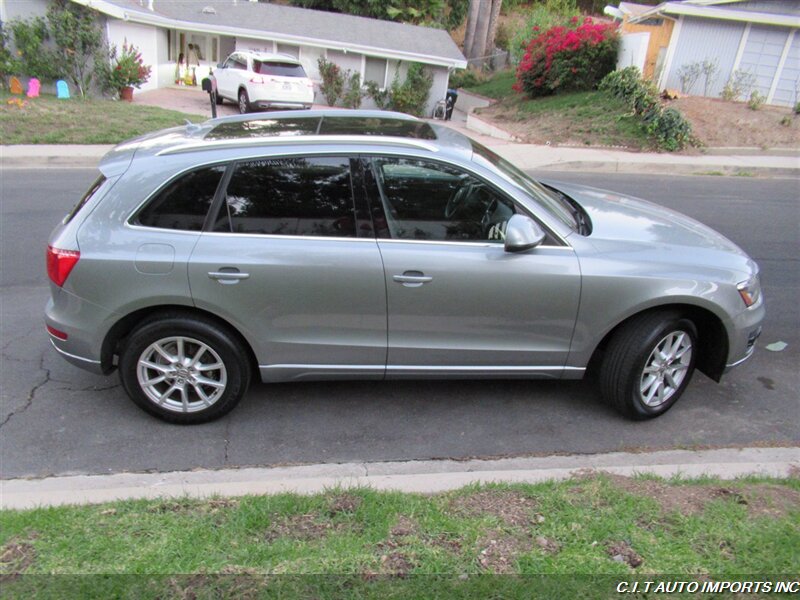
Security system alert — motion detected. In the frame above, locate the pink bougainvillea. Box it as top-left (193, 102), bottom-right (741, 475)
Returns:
top-left (515, 17), bottom-right (619, 98)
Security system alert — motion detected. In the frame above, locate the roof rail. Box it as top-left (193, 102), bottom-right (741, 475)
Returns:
top-left (204, 109), bottom-right (420, 127)
top-left (157, 135), bottom-right (439, 157)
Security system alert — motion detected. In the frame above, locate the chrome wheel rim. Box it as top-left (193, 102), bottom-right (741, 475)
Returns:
top-left (639, 330), bottom-right (692, 408)
top-left (137, 336), bottom-right (227, 413)
top-left (238, 93), bottom-right (247, 113)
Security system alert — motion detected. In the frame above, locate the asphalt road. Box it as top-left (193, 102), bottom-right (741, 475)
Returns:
top-left (1, 169), bottom-right (797, 478)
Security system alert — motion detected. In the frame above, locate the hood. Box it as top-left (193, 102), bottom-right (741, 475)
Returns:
top-left (546, 181), bottom-right (758, 279)
top-left (551, 182), bottom-right (747, 252)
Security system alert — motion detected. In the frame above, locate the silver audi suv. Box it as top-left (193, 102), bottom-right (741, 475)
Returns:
top-left (45, 110), bottom-right (764, 424)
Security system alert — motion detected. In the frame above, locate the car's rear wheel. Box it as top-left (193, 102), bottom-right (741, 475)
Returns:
top-left (119, 315), bottom-right (251, 424)
top-left (599, 311), bottom-right (697, 419)
top-left (238, 88), bottom-right (250, 114)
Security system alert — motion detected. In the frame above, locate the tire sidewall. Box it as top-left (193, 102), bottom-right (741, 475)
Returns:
top-left (238, 89), bottom-right (249, 114)
top-left (626, 317), bottom-right (698, 419)
top-left (119, 318), bottom-right (249, 424)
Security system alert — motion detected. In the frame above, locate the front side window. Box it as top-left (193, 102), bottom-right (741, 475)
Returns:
top-left (135, 166), bottom-right (225, 231)
top-left (367, 157), bottom-right (516, 243)
top-left (213, 156), bottom-right (357, 237)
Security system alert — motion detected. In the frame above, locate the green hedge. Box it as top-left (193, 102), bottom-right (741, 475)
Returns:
top-left (599, 67), bottom-right (693, 151)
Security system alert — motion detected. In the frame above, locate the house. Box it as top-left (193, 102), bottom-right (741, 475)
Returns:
top-left (609, 2), bottom-right (676, 80)
top-left (0, 0), bottom-right (467, 112)
top-left (624, 0), bottom-right (800, 106)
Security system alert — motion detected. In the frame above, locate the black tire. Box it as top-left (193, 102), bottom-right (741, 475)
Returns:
top-left (119, 314), bottom-right (251, 424)
top-left (215, 92), bottom-right (223, 105)
top-left (238, 88), bottom-right (250, 114)
top-left (599, 311), bottom-right (698, 420)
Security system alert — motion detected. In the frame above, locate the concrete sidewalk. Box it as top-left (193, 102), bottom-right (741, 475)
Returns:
top-left (2, 447), bottom-right (797, 509)
top-left (2, 140), bottom-right (797, 176)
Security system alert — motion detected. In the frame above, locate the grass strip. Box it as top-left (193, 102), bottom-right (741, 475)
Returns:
top-left (1, 473), bottom-right (798, 597)
top-left (0, 93), bottom-right (203, 144)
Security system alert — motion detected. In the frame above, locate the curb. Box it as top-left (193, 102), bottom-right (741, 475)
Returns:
top-left (532, 161), bottom-right (800, 178)
top-left (2, 447), bottom-right (797, 510)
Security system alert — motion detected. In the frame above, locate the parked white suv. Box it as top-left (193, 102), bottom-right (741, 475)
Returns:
top-left (213, 51), bottom-right (314, 114)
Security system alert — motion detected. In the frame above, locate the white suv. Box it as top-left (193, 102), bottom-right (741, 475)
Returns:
top-left (213, 51), bottom-right (314, 114)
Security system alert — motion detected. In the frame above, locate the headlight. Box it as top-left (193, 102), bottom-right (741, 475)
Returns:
top-left (737, 275), bottom-right (761, 308)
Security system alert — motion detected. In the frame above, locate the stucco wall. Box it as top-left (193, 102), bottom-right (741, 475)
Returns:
top-left (106, 20), bottom-right (160, 93)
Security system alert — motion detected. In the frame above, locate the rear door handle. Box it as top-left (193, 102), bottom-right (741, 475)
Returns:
top-left (393, 271), bottom-right (432, 287)
top-left (208, 270), bottom-right (250, 284)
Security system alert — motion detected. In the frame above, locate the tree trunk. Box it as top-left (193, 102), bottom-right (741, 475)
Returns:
top-left (470, 0), bottom-right (492, 63)
top-left (485, 0), bottom-right (503, 55)
top-left (463, 0), bottom-right (481, 61)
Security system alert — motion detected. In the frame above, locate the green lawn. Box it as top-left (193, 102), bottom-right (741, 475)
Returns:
top-left (463, 70), bottom-right (653, 149)
top-left (0, 93), bottom-right (203, 144)
top-left (462, 69), bottom-right (517, 100)
top-left (2, 474), bottom-right (798, 598)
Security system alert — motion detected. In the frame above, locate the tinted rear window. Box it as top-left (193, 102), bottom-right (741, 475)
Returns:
top-left (254, 61), bottom-right (307, 77)
top-left (65, 174), bottom-right (106, 224)
top-left (213, 157), bottom-right (356, 237)
top-left (135, 166), bottom-right (226, 231)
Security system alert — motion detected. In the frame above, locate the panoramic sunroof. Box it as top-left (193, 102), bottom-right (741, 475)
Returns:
top-left (205, 118), bottom-right (321, 140)
top-left (205, 116), bottom-right (437, 141)
top-left (317, 117), bottom-right (437, 139)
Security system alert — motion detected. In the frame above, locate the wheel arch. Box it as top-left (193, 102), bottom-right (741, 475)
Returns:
top-left (586, 304), bottom-right (729, 383)
top-left (101, 305), bottom-right (259, 377)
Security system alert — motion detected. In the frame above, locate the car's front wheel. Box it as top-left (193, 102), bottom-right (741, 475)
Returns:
top-left (238, 88), bottom-right (250, 114)
top-left (599, 311), bottom-right (698, 419)
top-left (119, 315), bottom-right (251, 424)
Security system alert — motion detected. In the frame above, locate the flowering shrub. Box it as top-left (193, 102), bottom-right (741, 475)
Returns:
top-left (107, 42), bottom-right (151, 89)
top-left (515, 16), bottom-right (618, 98)
top-left (318, 57), bottom-right (344, 106)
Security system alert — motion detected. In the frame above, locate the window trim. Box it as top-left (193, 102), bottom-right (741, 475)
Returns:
top-left (359, 154), bottom-right (569, 248)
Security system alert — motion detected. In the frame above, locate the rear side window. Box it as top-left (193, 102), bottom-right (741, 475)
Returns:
top-left (135, 166), bottom-right (225, 231)
top-left (253, 61), bottom-right (307, 78)
top-left (65, 174), bottom-right (106, 224)
top-left (213, 157), bottom-right (356, 237)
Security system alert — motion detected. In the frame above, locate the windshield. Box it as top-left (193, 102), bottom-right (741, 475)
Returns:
top-left (470, 140), bottom-right (578, 232)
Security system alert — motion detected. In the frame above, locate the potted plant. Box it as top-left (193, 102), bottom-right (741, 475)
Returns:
top-left (107, 41), bottom-right (151, 101)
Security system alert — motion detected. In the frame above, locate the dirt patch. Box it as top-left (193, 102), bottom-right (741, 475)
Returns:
top-left (534, 535), bottom-right (561, 554)
top-left (477, 530), bottom-right (532, 574)
top-left (264, 512), bottom-right (347, 543)
top-left (0, 534), bottom-right (38, 581)
top-left (327, 493), bottom-right (362, 516)
top-left (450, 490), bottom-right (539, 527)
top-left (606, 540), bottom-right (644, 568)
top-left (580, 472), bottom-right (800, 518)
top-left (372, 516), bottom-right (422, 577)
top-left (670, 96), bottom-right (799, 149)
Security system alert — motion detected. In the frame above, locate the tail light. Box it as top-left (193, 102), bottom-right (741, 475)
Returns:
top-left (47, 246), bottom-right (80, 287)
top-left (249, 76), bottom-right (265, 84)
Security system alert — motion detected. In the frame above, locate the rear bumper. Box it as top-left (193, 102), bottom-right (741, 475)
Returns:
top-left (253, 101), bottom-right (311, 110)
top-left (49, 338), bottom-right (104, 375)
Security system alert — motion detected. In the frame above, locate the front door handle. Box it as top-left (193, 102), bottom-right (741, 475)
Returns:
top-left (208, 269), bottom-right (250, 285)
top-left (393, 271), bottom-right (432, 287)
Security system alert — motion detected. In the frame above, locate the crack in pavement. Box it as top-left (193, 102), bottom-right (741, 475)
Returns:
top-left (223, 418), bottom-right (231, 465)
top-left (0, 350), bottom-right (50, 430)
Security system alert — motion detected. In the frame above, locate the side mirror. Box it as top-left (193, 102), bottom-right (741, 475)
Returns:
top-left (216, 62), bottom-right (225, 69)
top-left (504, 214), bottom-right (546, 253)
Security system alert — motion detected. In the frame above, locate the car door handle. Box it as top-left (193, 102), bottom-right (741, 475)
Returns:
top-left (208, 270), bottom-right (250, 284)
top-left (393, 272), bottom-right (432, 287)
